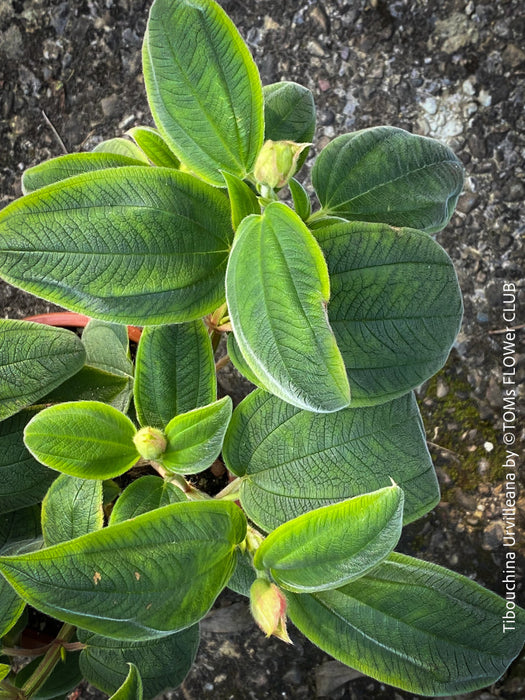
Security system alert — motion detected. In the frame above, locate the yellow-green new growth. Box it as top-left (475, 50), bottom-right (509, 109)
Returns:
top-left (133, 427), bottom-right (167, 461)
top-left (253, 140), bottom-right (310, 189)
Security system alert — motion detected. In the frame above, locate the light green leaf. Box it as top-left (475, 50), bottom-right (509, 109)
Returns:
top-left (288, 178), bottom-right (311, 221)
top-left (225, 202), bottom-right (350, 413)
top-left (312, 126), bottom-right (464, 233)
top-left (0, 409), bottom-right (56, 515)
top-left (127, 126), bottom-right (181, 168)
top-left (0, 167), bottom-right (233, 325)
top-left (143, 0), bottom-right (264, 185)
top-left (109, 476), bottom-right (187, 526)
top-left (161, 397), bottom-right (232, 475)
top-left (109, 663), bottom-right (142, 700)
top-left (78, 625), bottom-right (199, 698)
top-left (93, 138), bottom-right (150, 164)
top-left (254, 485), bottom-right (403, 592)
top-left (221, 171), bottom-right (260, 231)
top-left (134, 322), bottom-right (216, 429)
top-left (0, 501), bottom-right (246, 640)
top-left (24, 401), bottom-right (139, 480)
top-left (223, 390), bottom-right (438, 531)
top-left (0, 320), bottom-right (86, 422)
top-left (226, 333), bottom-right (260, 387)
top-left (0, 664), bottom-right (9, 683)
top-left (42, 474), bottom-right (104, 547)
top-left (263, 81), bottom-right (316, 172)
top-left (316, 221), bottom-right (463, 405)
top-left (287, 552), bottom-right (525, 696)
top-left (21, 152), bottom-right (148, 194)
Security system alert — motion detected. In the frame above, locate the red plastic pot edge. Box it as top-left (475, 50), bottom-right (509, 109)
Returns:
top-left (23, 312), bottom-right (142, 343)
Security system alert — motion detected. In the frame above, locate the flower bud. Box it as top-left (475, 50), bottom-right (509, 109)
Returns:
top-left (133, 427), bottom-right (167, 461)
top-left (253, 139), bottom-right (310, 189)
top-left (250, 578), bottom-right (291, 643)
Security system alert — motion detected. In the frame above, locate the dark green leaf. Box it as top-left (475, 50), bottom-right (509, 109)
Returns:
top-left (0, 409), bottom-right (56, 515)
top-left (127, 126), bottom-right (181, 168)
top-left (161, 397), bottom-right (232, 475)
top-left (225, 202), bottom-right (350, 413)
top-left (223, 389), bottom-right (438, 531)
top-left (109, 663), bottom-right (142, 700)
top-left (312, 126), bottom-right (464, 233)
top-left (0, 576), bottom-right (25, 638)
top-left (254, 485), bottom-right (403, 592)
top-left (143, 0), bottom-right (264, 185)
top-left (287, 553), bottom-right (525, 696)
top-left (0, 320), bottom-right (85, 421)
top-left (22, 153), bottom-right (147, 194)
top-left (42, 474), bottom-right (104, 546)
top-left (93, 138), bottom-right (150, 163)
top-left (227, 548), bottom-right (256, 598)
top-left (109, 476), bottom-right (187, 526)
top-left (0, 501), bottom-right (246, 640)
top-left (13, 651), bottom-right (82, 700)
top-left (316, 221), bottom-right (463, 405)
top-left (78, 625), bottom-right (199, 698)
top-left (134, 322), bottom-right (216, 429)
top-left (0, 167), bottom-right (233, 325)
top-left (43, 366), bottom-right (130, 406)
top-left (221, 171), bottom-right (260, 231)
top-left (24, 401), bottom-right (139, 480)
top-left (288, 178), bottom-right (311, 221)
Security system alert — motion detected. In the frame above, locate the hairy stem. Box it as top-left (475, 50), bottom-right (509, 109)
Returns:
top-left (21, 623), bottom-right (76, 699)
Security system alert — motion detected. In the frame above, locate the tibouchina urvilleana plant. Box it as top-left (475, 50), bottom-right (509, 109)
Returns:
top-left (0, 0), bottom-right (523, 698)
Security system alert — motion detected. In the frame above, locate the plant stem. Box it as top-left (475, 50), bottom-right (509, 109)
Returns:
top-left (215, 354), bottom-right (230, 371)
top-left (214, 477), bottom-right (241, 500)
top-left (21, 623), bottom-right (76, 699)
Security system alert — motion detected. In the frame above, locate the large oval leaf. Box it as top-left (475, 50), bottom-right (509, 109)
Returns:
top-left (109, 476), bottom-right (187, 526)
top-left (78, 625), bottom-right (199, 698)
top-left (316, 221), bottom-right (463, 405)
top-left (24, 401), bottom-right (139, 480)
top-left (253, 485), bottom-right (403, 592)
top-left (0, 501), bottom-right (246, 640)
top-left (0, 167), bottom-right (233, 325)
top-left (134, 322), bottom-right (216, 429)
top-left (287, 553), bottom-right (525, 696)
top-left (223, 389), bottom-right (438, 531)
top-left (143, 0), bottom-right (264, 185)
top-left (0, 320), bottom-right (86, 421)
top-left (225, 202), bottom-right (350, 413)
top-left (312, 126), bottom-right (464, 233)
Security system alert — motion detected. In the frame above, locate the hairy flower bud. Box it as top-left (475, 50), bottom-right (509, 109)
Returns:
top-left (133, 426), bottom-right (167, 461)
top-left (253, 139), bottom-right (310, 189)
top-left (250, 578), bottom-right (291, 643)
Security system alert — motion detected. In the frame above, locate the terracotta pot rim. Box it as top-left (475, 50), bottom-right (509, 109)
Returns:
top-left (23, 311), bottom-right (142, 343)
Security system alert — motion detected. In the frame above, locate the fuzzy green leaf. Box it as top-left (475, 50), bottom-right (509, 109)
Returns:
top-left (316, 221), bottom-right (463, 405)
top-left (287, 553), bottom-right (525, 695)
top-left (254, 485), bottom-right (404, 592)
top-left (226, 202), bottom-right (350, 413)
top-left (0, 320), bottom-right (86, 422)
top-left (0, 167), bottom-right (233, 325)
top-left (143, 0), bottom-right (264, 185)
top-left (226, 333), bottom-right (260, 387)
top-left (0, 501), bottom-right (246, 640)
top-left (127, 126), bottom-right (181, 168)
top-left (109, 663), bottom-right (142, 700)
top-left (221, 171), bottom-right (260, 231)
top-left (13, 652), bottom-right (82, 700)
top-left (312, 126), bottom-right (464, 233)
top-left (223, 390), bottom-right (438, 531)
top-left (109, 476), bottom-right (187, 526)
top-left (289, 178), bottom-right (311, 221)
top-left (93, 138), bottom-right (150, 163)
top-left (134, 322), bottom-right (216, 429)
top-left (23, 401), bottom-right (139, 480)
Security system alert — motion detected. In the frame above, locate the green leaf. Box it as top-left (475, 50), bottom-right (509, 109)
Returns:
top-left (0, 320), bottom-right (86, 421)
top-left (225, 202), bottom-right (350, 413)
top-left (287, 552), bottom-right (525, 696)
top-left (254, 485), bottom-right (403, 593)
top-left (226, 333), bottom-right (260, 387)
top-left (316, 221), bottom-right (463, 405)
top-left (42, 474), bottom-right (104, 547)
top-left (228, 548), bottom-right (256, 598)
top-left (93, 138), bottom-right (150, 164)
top-left (13, 652), bottom-right (82, 700)
top-left (288, 178), bottom-right (311, 221)
top-left (312, 126), bottom-right (464, 233)
top-left (43, 366), bottom-right (130, 407)
top-left (161, 397), bottom-right (232, 475)
top-left (0, 576), bottom-right (25, 638)
top-left (223, 389), bottom-right (438, 531)
top-left (78, 625), bottom-right (199, 698)
top-left (22, 153), bottom-right (147, 194)
top-left (134, 322), bottom-right (216, 429)
top-left (24, 401), bottom-right (139, 480)
top-left (109, 663), bottom-right (142, 700)
top-left (109, 476), bottom-right (187, 526)
top-left (127, 126), bottom-right (181, 169)
top-left (0, 501), bottom-right (246, 640)
top-left (263, 81), bottom-right (316, 171)
top-left (0, 409), bottom-right (56, 515)
top-left (143, 0), bottom-right (264, 185)
top-left (0, 664), bottom-right (9, 683)
top-left (0, 167), bottom-right (233, 325)
top-left (221, 171), bottom-right (260, 231)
